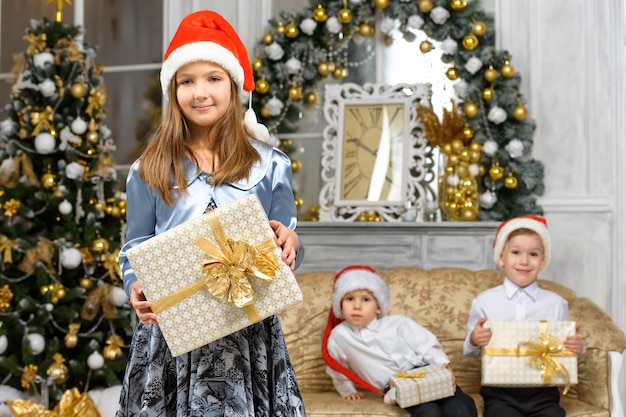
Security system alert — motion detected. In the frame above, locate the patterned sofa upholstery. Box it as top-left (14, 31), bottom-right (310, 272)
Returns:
top-left (279, 267), bottom-right (626, 417)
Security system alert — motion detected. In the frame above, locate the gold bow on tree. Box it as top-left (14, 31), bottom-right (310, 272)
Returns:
top-left (0, 235), bottom-right (16, 264)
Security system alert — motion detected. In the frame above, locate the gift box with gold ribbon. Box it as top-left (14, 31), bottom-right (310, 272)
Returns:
top-left (7, 387), bottom-right (101, 417)
top-left (126, 194), bottom-right (303, 357)
top-left (388, 364), bottom-right (454, 408)
top-left (482, 320), bottom-right (578, 392)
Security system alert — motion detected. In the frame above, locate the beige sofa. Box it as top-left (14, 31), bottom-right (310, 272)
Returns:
top-left (279, 267), bottom-right (626, 417)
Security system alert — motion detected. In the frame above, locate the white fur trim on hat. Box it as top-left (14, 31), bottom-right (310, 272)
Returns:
top-left (332, 268), bottom-right (390, 319)
top-left (493, 215), bottom-right (551, 267)
top-left (160, 41), bottom-right (245, 99)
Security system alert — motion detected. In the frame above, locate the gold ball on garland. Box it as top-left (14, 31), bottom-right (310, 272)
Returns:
top-left (460, 207), bottom-right (478, 221)
top-left (313, 4), bottom-right (329, 22)
top-left (464, 102), bottom-right (479, 118)
top-left (484, 66), bottom-right (498, 82)
top-left (359, 22), bottom-right (375, 37)
top-left (384, 35), bottom-right (394, 46)
top-left (70, 83), bottom-right (87, 99)
top-left (513, 104), bottom-right (528, 121)
top-left (64, 332), bottom-right (78, 348)
top-left (419, 40), bottom-right (433, 53)
top-left (470, 141), bottom-right (482, 152)
top-left (504, 172), bottom-right (518, 189)
top-left (332, 66), bottom-right (348, 79)
top-left (462, 34), bottom-right (479, 50)
top-left (46, 361), bottom-right (68, 384)
top-left (469, 149), bottom-right (481, 163)
top-left (288, 86), bottom-right (303, 101)
top-left (305, 91), bottom-right (319, 105)
top-left (276, 21), bottom-right (285, 33)
top-left (451, 0), bottom-right (467, 10)
top-left (285, 22), bottom-right (300, 38)
top-left (482, 86), bottom-right (494, 101)
top-left (489, 163), bottom-right (504, 180)
top-left (55, 286), bottom-right (67, 300)
top-left (445, 67), bottom-right (458, 81)
top-left (90, 236), bottom-right (110, 255)
top-left (252, 58), bottom-right (263, 72)
top-left (260, 107), bottom-right (271, 118)
top-left (295, 197), bottom-right (304, 209)
top-left (103, 344), bottom-right (122, 361)
top-left (474, 20), bottom-right (487, 36)
top-left (463, 126), bottom-right (474, 140)
top-left (86, 131), bottom-right (99, 144)
top-left (500, 60), bottom-right (515, 78)
top-left (374, 0), bottom-right (390, 9)
top-left (450, 139), bottom-right (464, 154)
top-left (255, 78), bottom-right (270, 94)
top-left (317, 61), bottom-right (331, 76)
top-left (109, 206), bottom-right (121, 217)
top-left (338, 8), bottom-right (352, 24)
top-left (262, 31), bottom-right (273, 45)
top-left (418, 0), bottom-right (434, 13)
top-left (291, 160), bottom-right (302, 173)
top-left (79, 276), bottom-right (94, 290)
top-left (41, 172), bottom-right (58, 190)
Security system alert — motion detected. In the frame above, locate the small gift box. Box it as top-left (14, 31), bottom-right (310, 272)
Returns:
top-left (7, 387), bottom-right (100, 417)
top-left (389, 364), bottom-right (454, 408)
top-left (126, 194), bottom-right (303, 357)
top-left (482, 321), bottom-right (578, 392)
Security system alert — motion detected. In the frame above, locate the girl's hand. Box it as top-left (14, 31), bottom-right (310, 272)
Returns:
top-left (269, 220), bottom-right (299, 270)
top-left (343, 392), bottom-right (364, 401)
top-left (130, 282), bottom-right (157, 325)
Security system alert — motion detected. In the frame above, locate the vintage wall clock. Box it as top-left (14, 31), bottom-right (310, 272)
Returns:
top-left (319, 82), bottom-right (433, 222)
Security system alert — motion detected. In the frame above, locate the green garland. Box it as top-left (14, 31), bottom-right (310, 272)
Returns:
top-left (251, 0), bottom-right (544, 220)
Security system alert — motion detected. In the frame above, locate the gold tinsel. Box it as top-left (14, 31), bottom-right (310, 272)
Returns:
top-left (417, 100), bottom-right (467, 148)
top-left (0, 284), bottom-right (14, 312)
top-left (20, 364), bottom-right (38, 389)
top-left (3, 199), bottom-right (21, 217)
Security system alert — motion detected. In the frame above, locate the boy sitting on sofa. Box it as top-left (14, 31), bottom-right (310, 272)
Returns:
top-left (464, 215), bottom-right (586, 417)
top-left (322, 265), bottom-right (477, 417)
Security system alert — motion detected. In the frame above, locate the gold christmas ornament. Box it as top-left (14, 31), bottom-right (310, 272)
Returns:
top-left (304, 91), bottom-right (319, 105)
top-left (288, 85), bottom-right (303, 101)
top-left (103, 335), bottom-right (124, 360)
top-left (489, 163), bottom-right (504, 180)
top-left (513, 103), bottom-right (528, 121)
top-left (64, 332), bottom-right (78, 348)
top-left (500, 60), bottom-right (515, 78)
top-left (474, 20), bottom-right (487, 36)
top-left (374, 0), bottom-right (390, 9)
top-left (450, 0), bottom-right (467, 10)
top-left (261, 31), bottom-right (273, 45)
top-left (255, 78), bottom-right (270, 94)
top-left (285, 22), bottom-right (300, 38)
top-left (462, 34), bottom-right (479, 50)
top-left (86, 131), bottom-right (99, 144)
top-left (419, 40), bottom-right (433, 53)
top-left (504, 172), bottom-right (519, 189)
top-left (70, 82), bottom-right (87, 99)
top-left (446, 67), bottom-right (458, 80)
top-left (359, 22), bottom-right (374, 37)
top-left (332, 66), bottom-right (348, 79)
top-left (384, 35), bottom-right (394, 47)
top-left (40, 172), bottom-right (58, 191)
top-left (313, 4), bottom-right (329, 22)
top-left (291, 160), bottom-right (302, 173)
top-left (463, 126), bottom-right (474, 140)
top-left (484, 65), bottom-right (498, 82)
top-left (464, 101), bottom-right (479, 118)
top-left (46, 353), bottom-right (68, 384)
top-left (418, 0), bottom-right (434, 13)
top-left (260, 107), bottom-right (270, 118)
top-left (317, 61), bottom-right (331, 76)
top-left (276, 21), bottom-right (285, 33)
top-left (252, 57), bottom-right (263, 72)
top-left (482, 86), bottom-right (494, 101)
top-left (90, 236), bottom-right (110, 255)
top-left (337, 8), bottom-right (353, 24)
top-left (79, 276), bottom-right (94, 289)
top-left (295, 197), bottom-right (304, 209)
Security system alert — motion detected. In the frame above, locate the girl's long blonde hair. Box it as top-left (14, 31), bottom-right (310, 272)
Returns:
top-left (137, 77), bottom-right (260, 206)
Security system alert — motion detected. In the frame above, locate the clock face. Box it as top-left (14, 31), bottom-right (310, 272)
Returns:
top-left (339, 103), bottom-right (405, 202)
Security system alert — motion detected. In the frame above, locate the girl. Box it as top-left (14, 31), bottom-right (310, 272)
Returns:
top-left (116, 10), bottom-right (305, 417)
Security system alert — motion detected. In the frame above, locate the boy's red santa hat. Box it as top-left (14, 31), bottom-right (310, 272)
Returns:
top-left (160, 10), bottom-right (269, 142)
top-left (322, 265), bottom-right (389, 396)
top-left (493, 215), bottom-right (551, 267)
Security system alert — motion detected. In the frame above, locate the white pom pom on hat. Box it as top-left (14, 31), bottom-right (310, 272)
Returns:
top-left (331, 265), bottom-right (390, 319)
top-left (493, 215), bottom-right (551, 267)
top-left (160, 10), bottom-right (269, 143)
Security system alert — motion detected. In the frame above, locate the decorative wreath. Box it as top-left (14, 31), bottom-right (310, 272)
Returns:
top-left (251, 0), bottom-right (544, 221)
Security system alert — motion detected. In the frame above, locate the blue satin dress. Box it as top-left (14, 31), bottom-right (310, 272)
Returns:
top-left (115, 140), bottom-right (306, 417)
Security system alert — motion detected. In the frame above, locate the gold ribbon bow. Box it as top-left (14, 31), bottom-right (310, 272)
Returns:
top-left (23, 33), bottom-right (47, 55)
top-left (18, 237), bottom-right (55, 274)
top-left (7, 387), bottom-right (101, 417)
top-left (0, 235), bottom-right (16, 264)
top-left (101, 249), bottom-right (121, 280)
top-left (32, 106), bottom-right (54, 136)
top-left (150, 212), bottom-right (279, 323)
top-left (392, 368), bottom-right (435, 404)
top-left (517, 321), bottom-right (574, 395)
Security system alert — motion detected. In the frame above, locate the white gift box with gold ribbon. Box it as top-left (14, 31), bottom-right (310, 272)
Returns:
top-left (126, 194), bottom-right (303, 357)
top-left (388, 365), bottom-right (454, 408)
top-left (482, 321), bottom-right (578, 392)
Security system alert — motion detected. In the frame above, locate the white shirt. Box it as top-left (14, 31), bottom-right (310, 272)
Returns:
top-left (326, 315), bottom-right (450, 397)
top-left (463, 278), bottom-right (569, 357)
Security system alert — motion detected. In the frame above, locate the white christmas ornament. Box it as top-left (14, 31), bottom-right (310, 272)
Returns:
top-left (38, 79), bottom-right (57, 97)
top-left (65, 161), bottom-right (85, 180)
top-left (33, 52), bottom-right (54, 69)
top-left (109, 286), bottom-right (129, 307)
top-left (34, 132), bottom-right (56, 154)
top-left (430, 7), bottom-right (450, 24)
top-left (299, 18), bottom-right (316, 35)
top-left (468, 163), bottom-right (481, 177)
top-left (58, 200), bottom-right (73, 215)
top-left (480, 191), bottom-right (498, 209)
top-left (446, 174), bottom-right (459, 187)
top-left (61, 247), bottom-right (83, 269)
top-left (88, 351), bottom-right (105, 370)
top-left (505, 139), bottom-right (524, 158)
top-left (26, 333), bottom-right (45, 355)
top-left (71, 118), bottom-right (88, 135)
top-left (0, 335), bottom-right (7, 354)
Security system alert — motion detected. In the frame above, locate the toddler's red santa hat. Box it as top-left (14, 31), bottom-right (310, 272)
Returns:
top-left (493, 215), bottom-right (551, 266)
top-left (160, 10), bottom-right (269, 142)
top-left (321, 265), bottom-right (389, 397)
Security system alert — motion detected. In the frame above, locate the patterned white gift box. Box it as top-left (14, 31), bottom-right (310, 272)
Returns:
top-left (389, 364), bottom-right (454, 408)
top-left (482, 321), bottom-right (578, 388)
top-left (126, 194), bottom-right (303, 357)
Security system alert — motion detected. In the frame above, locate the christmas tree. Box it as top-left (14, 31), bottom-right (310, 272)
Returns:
top-left (0, 10), bottom-right (130, 408)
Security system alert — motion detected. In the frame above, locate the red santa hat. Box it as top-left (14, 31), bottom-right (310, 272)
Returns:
top-left (160, 10), bottom-right (269, 142)
top-left (321, 265), bottom-right (389, 397)
top-left (493, 215), bottom-right (551, 266)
